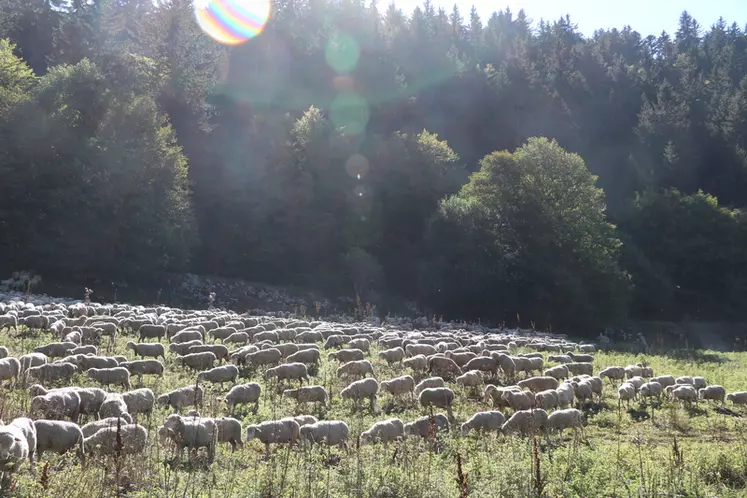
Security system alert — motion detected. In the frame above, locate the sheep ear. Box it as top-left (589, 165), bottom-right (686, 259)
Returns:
top-left (14, 438), bottom-right (22, 442)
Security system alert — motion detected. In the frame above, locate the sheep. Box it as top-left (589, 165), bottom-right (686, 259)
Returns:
top-left (253, 331), bottom-right (279, 344)
top-left (518, 376), bottom-right (560, 393)
top-left (463, 357), bottom-right (499, 377)
top-left (26, 361), bottom-right (75, 385)
top-left (246, 348), bottom-right (283, 367)
top-left (0, 424), bottom-right (30, 480)
top-left (63, 330), bottom-right (82, 344)
top-left (672, 385), bottom-right (698, 406)
top-left (197, 364), bottom-right (239, 389)
top-left (175, 352), bottom-right (217, 371)
top-left (169, 340), bottom-right (203, 356)
top-left (71, 345), bottom-right (97, 356)
top-left (547, 408), bottom-right (585, 437)
top-left (84, 423), bottom-right (148, 456)
top-left (624, 365), bottom-right (643, 378)
top-left (33, 342), bottom-right (76, 359)
top-left (285, 348), bottom-right (320, 365)
top-left (455, 370), bottom-right (484, 395)
top-left (548, 354), bottom-right (572, 364)
top-left (726, 392), bottom-right (747, 406)
top-left (224, 332), bottom-right (250, 345)
top-left (29, 386), bottom-right (106, 419)
top-left (81, 416), bottom-right (134, 438)
top-left (0, 357), bottom-right (21, 388)
top-left (502, 389), bottom-right (535, 411)
top-left (348, 338), bottom-right (370, 353)
top-left (639, 381), bottom-right (663, 402)
top-left (415, 377), bottom-right (445, 396)
top-left (295, 331), bottom-right (323, 343)
top-left (245, 418), bottom-right (300, 457)
top-left (534, 389), bottom-right (559, 411)
top-left (419, 387), bottom-right (454, 419)
top-left (0, 314), bottom-right (18, 332)
top-left (566, 362), bottom-right (594, 377)
top-left (403, 354), bottom-right (428, 374)
top-left (698, 385), bottom-right (726, 405)
top-left (299, 421), bottom-right (349, 451)
top-left (209, 327), bottom-right (238, 342)
top-left (406, 344), bottom-right (437, 357)
top-left (179, 416), bottom-right (243, 452)
top-left (461, 411), bottom-right (506, 436)
top-left (340, 378), bottom-right (379, 412)
top-left (121, 360), bottom-right (164, 382)
top-left (444, 351), bottom-right (477, 367)
top-left (618, 382), bottom-right (637, 408)
top-left (576, 376), bottom-right (604, 401)
top-left (567, 352), bottom-right (594, 363)
top-left (170, 330), bottom-right (203, 344)
top-left (599, 366), bottom-right (626, 384)
top-left (544, 365), bottom-right (569, 381)
top-left (86, 367), bottom-right (131, 390)
top-left (283, 385), bottom-right (329, 408)
top-left (336, 360), bottom-right (375, 379)
top-left (225, 383), bottom-right (261, 413)
top-left (404, 414), bottom-right (451, 438)
top-left (482, 385), bottom-right (519, 409)
top-left (6, 417), bottom-right (36, 470)
top-left (555, 382), bottom-right (575, 408)
top-left (501, 409), bottom-right (549, 436)
top-left (380, 375), bottom-right (416, 400)
top-left (31, 390), bottom-right (81, 422)
top-left (99, 393), bottom-right (129, 419)
top-left (650, 375), bottom-right (676, 389)
top-left (427, 356), bottom-right (462, 380)
top-left (265, 363), bottom-right (309, 386)
top-left (19, 353), bottom-right (47, 372)
top-left (290, 415), bottom-right (318, 427)
top-left (136, 324), bottom-right (164, 343)
top-left (693, 377), bottom-right (707, 389)
top-left (125, 342), bottom-right (166, 360)
top-left (570, 380), bottom-right (593, 405)
top-left (157, 385), bottom-right (204, 412)
top-left (34, 420), bottom-right (85, 462)
top-left (627, 376), bottom-right (645, 390)
top-left (641, 366), bottom-right (654, 378)
top-left (323, 335), bottom-right (351, 349)
top-left (675, 376), bottom-right (694, 385)
top-left (578, 344), bottom-right (596, 353)
top-left (330, 349), bottom-right (365, 363)
top-left (160, 414), bottom-right (218, 462)
top-left (360, 418), bottom-right (404, 445)
top-left (121, 388), bottom-right (155, 418)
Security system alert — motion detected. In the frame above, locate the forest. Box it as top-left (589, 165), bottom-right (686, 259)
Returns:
top-left (1, 0), bottom-right (747, 333)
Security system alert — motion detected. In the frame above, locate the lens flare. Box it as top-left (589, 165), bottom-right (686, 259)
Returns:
top-left (194, 0), bottom-right (271, 45)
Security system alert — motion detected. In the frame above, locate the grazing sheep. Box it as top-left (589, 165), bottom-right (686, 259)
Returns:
top-left (296, 331), bottom-right (324, 343)
top-left (534, 389), bottom-right (559, 411)
top-left (253, 331), bottom-right (279, 344)
top-left (289, 415), bottom-right (318, 427)
top-left (245, 418), bottom-right (300, 457)
top-left (548, 355), bottom-right (572, 364)
top-left (330, 349), bottom-right (365, 363)
top-left (456, 370), bottom-right (484, 393)
top-left (225, 383), bottom-right (262, 413)
top-left (693, 377), bottom-right (707, 389)
top-left (19, 353), bottom-right (47, 372)
top-left (7, 417), bottom-right (36, 469)
top-left (415, 377), bottom-right (445, 396)
top-left (444, 351), bottom-right (477, 367)
top-left (300, 421), bottom-right (349, 450)
top-left (501, 409), bottom-right (549, 436)
top-left (650, 375), bottom-right (676, 389)
top-left (76, 355), bottom-right (119, 370)
top-left (283, 385), bottom-right (329, 408)
top-left (175, 352), bottom-right (217, 371)
top-left (463, 357), bottom-right (499, 377)
top-left (121, 360), bottom-right (164, 382)
top-left (336, 360), bottom-right (375, 379)
top-left (285, 348), bottom-right (321, 365)
top-left (170, 330), bottom-right (203, 344)
top-left (81, 416), bottom-right (134, 438)
top-left (210, 327), bottom-right (238, 342)
top-left (726, 392), bottom-right (747, 406)
top-left (31, 390), bottom-right (81, 422)
top-left (555, 383), bottom-right (575, 409)
top-left (406, 344), bottom-right (438, 357)
top-left (265, 363), bottom-right (309, 385)
top-left (624, 365), bottom-right (643, 379)
top-left (419, 387), bottom-right (454, 419)
top-left (84, 424), bottom-right (148, 456)
top-left (86, 367), bottom-right (131, 390)
top-left (323, 335), bottom-right (351, 349)
top-left (197, 365), bottom-right (239, 389)
top-left (340, 378), bottom-right (379, 411)
top-left (380, 375), bottom-right (416, 400)
top-left (698, 385), bottom-right (726, 405)
top-left (160, 414), bottom-right (218, 463)
top-left (627, 376), bottom-right (645, 390)
top-left (547, 408), bottom-right (585, 437)
top-left (404, 414), bottom-right (451, 438)
top-left (427, 356), bottom-right (462, 380)
top-left (640, 381), bottom-right (663, 402)
top-left (360, 418), bottom-right (404, 445)
top-left (26, 361), bottom-right (75, 385)
top-left (121, 388), bottom-right (155, 418)
top-left (578, 344), bottom-right (596, 353)
top-left (348, 338), bottom-right (370, 353)
top-left (483, 385), bottom-right (519, 409)
top-left (461, 411), bottom-right (506, 436)
top-left (672, 385), bottom-right (698, 406)
top-left (566, 362), bottom-right (594, 377)
top-left (224, 332), bottom-right (250, 346)
top-left (71, 345), bottom-right (97, 356)
top-left (33, 342), bottom-right (76, 359)
top-left (0, 314), bottom-right (18, 332)
top-left (137, 324), bottom-right (165, 343)
top-left (675, 376), bottom-right (694, 385)
top-left (63, 331), bottom-right (82, 344)
top-left (502, 389), bottom-right (535, 411)
top-left (156, 385), bottom-right (205, 412)
top-left (246, 348), bottom-right (283, 367)
top-left (34, 420), bottom-right (85, 462)
top-left (0, 425), bottom-right (30, 479)
top-left (99, 393), bottom-right (128, 419)
top-left (169, 340), bottom-right (203, 356)
top-left (544, 365), bottom-right (569, 381)
top-left (599, 366), bottom-right (626, 384)
top-left (265, 343), bottom-right (298, 359)
top-left (567, 352), bottom-right (594, 363)
top-left (518, 376), bottom-right (560, 393)
top-left (403, 354), bottom-right (428, 374)
top-left (125, 342), bottom-right (166, 360)
top-left (618, 383), bottom-right (637, 408)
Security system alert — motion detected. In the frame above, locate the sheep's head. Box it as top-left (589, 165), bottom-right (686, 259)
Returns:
top-left (125, 342), bottom-right (135, 351)
top-left (245, 425), bottom-right (258, 441)
top-left (264, 368), bottom-right (277, 380)
top-left (0, 431), bottom-right (22, 461)
top-left (30, 396), bottom-right (46, 412)
top-left (28, 384), bottom-right (46, 398)
top-left (282, 389), bottom-right (297, 400)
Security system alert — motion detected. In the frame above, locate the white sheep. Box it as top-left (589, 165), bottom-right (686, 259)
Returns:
top-left (599, 366), bottom-right (626, 384)
top-left (419, 387), bottom-right (454, 419)
top-left (225, 383), bottom-right (261, 413)
top-left (676, 376), bottom-right (694, 385)
top-left (33, 342), bottom-right (77, 359)
top-left (544, 365), bottom-right (570, 381)
top-left (125, 342), bottom-right (166, 360)
top-left (501, 409), bottom-right (548, 436)
top-left (175, 352), bottom-right (217, 371)
top-left (157, 385), bottom-right (204, 412)
top-left (360, 418), bottom-right (404, 445)
top-left (650, 375), bottom-right (676, 388)
top-left (34, 420), bottom-right (85, 462)
top-left (0, 425), bottom-right (29, 481)
top-left (693, 377), bottom-right (707, 389)
top-left (210, 327), bottom-right (238, 342)
top-left (618, 382), bottom-right (637, 408)
top-left (265, 363), bottom-right (309, 385)
top-left (403, 354), bottom-right (428, 374)
top-left (727, 392), bottom-right (747, 406)
top-left (99, 392), bottom-right (128, 419)
top-left (169, 340), bottom-right (203, 356)
top-left (672, 385), bottom-right (698, 406)
top-left (246, 348), bottom-right (283, 367)
top-left (518, 376), bottom-right (559, 393)
top-left (548, 354), bottom-right (572, 364)
top-left (640, 381), bottom-right (663, 402)
top-left (378, 347), bottom-right (406, 365)
top-left (336, 360), bottom-right (374, 379)
top-left (84, 424), bottom-right (148, 456)
top-left (330, 349), bottom-right (365, 363)
top-left (427, 356), bottom-right (463, 380)
top-left (555, 383), bottom-right (575, 409)
top-left (31, 390), bottom-right (81, 422)
top-left (86, 367), bottom-right (131, 390)
top-left (415, 377), bottom-right (445, 396)
top-left (444, 351), bottom-right (477, 367)
top-left (460, 411), bottom-right (506, 436)
top-left (404, 414), bottom-right (451, 438)
top-left (300, 421), bottom-right (349, 451)
top-left (483, 385), bottom-right (519, 409)
top-left (0, 358), bottom-right (21, 387)
top-left (160, 414), bottom-right (217, 462)
top-left (81, 416), bottom-right (134, 437)
top-left (71, 345), bottom-right (97, 356)
top-left (245, 418), bottom-right (300, 457)
top-left (122, 388), bottom-right (155, 418)
top-left (224, 331), bottom-right (250, 345)
top-left (283, 385), bottom-right (329, 408)
top-left (285, 348), bottom-right (320, 365)
top-left (121, 360), bottom-right (164, 382)
top-left (340, 378), bottom-right (379, 412)
top-left (547, 408), bottom-right (584, 437)
top-left (463, 357), bottom-right (499, 377)
top-left (502, 389), bottom-right (535, 411)
top-left (624, 365), bottom-right (643, 378)
top-left (170, 330), bottom-right (203, 344)
top-left (698, 385), bottom-right (726, 405)
top-left (197, 364), bottom-right (239, 389)
top-left (19, 353), bottom-right (47, 372)
top-left (566, 362), bottom-right (594, 377)
top-left (534, 389), bottom-right (559, 411)
top-left (380, 375), bottom-right (416, 400)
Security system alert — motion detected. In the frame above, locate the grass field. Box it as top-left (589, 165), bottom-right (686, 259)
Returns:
top-left (2, 323), bottom-right (747, 498)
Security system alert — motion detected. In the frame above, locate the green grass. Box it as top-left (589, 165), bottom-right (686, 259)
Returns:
top-left (3, 325), bottom-right (747, 497)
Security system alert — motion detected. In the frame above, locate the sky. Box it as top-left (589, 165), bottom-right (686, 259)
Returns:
top-left (390, 0), bottom-right (747, 37)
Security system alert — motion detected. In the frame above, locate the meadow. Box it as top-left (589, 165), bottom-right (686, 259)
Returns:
top-left (2, 319), bottom-right (747, 498)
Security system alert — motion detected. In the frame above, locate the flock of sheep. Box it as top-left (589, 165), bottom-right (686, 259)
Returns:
top-left (0, 297), bottom-right (745, 488)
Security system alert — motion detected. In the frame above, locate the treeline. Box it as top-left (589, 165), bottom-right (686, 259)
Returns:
top-left (1, 0), bottom-right (747, 332)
